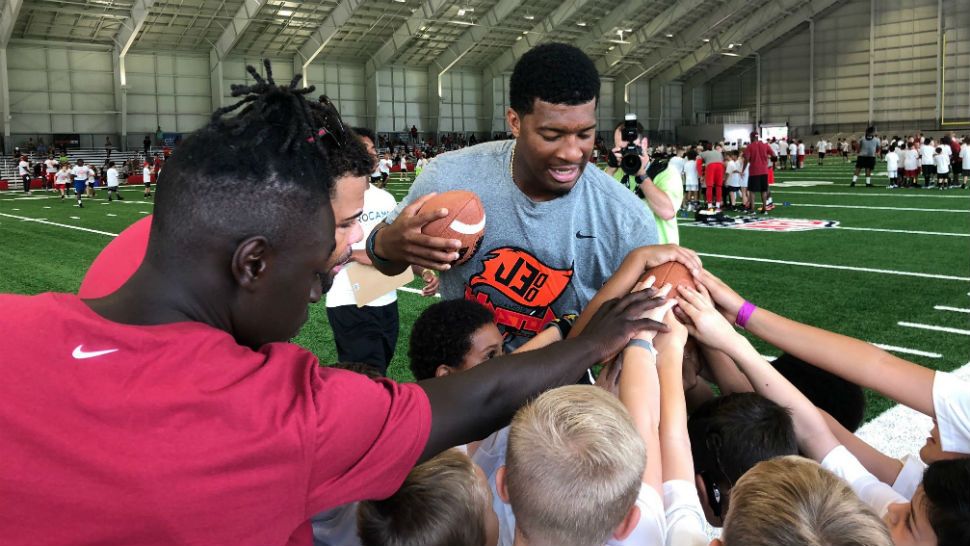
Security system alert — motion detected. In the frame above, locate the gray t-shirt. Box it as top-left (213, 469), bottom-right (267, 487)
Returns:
top-left (386, 140), bottom-right (658, 350)
top-left (859, 136), bottom-right (879, 157)
top-left (699, 150), bottom-right (723, 165)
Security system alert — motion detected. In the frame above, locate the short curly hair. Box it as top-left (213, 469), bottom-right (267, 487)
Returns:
top-left (509, 43), bottom-right (600, 115)
top-left (408, 299), bottom-right (495, 381)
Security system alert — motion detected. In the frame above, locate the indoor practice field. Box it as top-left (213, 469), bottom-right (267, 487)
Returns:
top-left (1, 156), bottom-right (967, 422)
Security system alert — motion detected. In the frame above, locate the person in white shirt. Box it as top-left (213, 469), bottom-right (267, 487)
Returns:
top-left (934, 146), bottom-right (951, 189)
top-left (903, 141), bottom-right (920, 188)
top-left (776, 139), bottom-right (788, 169)
top-left (44, 155), bottom-right (59, 191)
top-left (920, 138), bottom-right (937, 188)
top-left (724, 153), bottom-right (742, 209)
top-left (105, 161), bottom-right (123, 202)
top-left (17, 155), bottom-right (32, 194)
top-left (70, 159), bottom-right (92, 207)
top-left (960, 137), bottom-right (970, 189)
top-left (377, 154), bottom-right (391, 188)
top-left (885, 144), bottom-right (900, 189)
top-left (797, 140), bottom-right (806, 169)
top-left (816, 139), bottom-right (827, 165)
top-left (788, 141), bottom-right (798, 170)
top-left (683, 149), bottom-right (701, 210)
top-left (54, 163), bottom-right (71, 199)
top-left (399, 155), bottom-right (407, 173)
top-left (841, 138), bottom-right (851, 162)
top-left (142, 162), bottom-right (153, 198)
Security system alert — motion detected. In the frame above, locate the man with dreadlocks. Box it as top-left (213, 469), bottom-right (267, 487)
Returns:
top-left (0, 61), bottom-right (669, 545)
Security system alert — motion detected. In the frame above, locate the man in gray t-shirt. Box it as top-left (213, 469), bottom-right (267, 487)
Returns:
top-left (852, 127), bottom-right (881, 188)
top-left (366, 43), bottom-right (699, 351)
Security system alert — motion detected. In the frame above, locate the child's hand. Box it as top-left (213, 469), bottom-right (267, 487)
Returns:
top-left (676, 284), bottom-right (740, 352)
top-left (691, 268), bottom-right (746, 323)
top-left (632, 280), bottom-right (678, 342)
top-left (654, 309), bottom-right (688, 356)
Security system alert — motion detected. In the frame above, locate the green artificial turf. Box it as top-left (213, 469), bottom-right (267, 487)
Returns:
top-left (1, 157), bottom-right (968, 420)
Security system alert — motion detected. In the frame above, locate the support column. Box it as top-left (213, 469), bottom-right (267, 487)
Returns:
top-left (613, 78), bottom-right (627, 126)
top-left (364, 67), bottom-right (379, 132)
top-left (868, 0), bottom-right (875, 125)
top-left (755, 53), bottom-right (761, 129)
top-left (209, 50), bottom-right (225, 112)
top-left (426, 67), bottom-right (441, 139)
top-left (809, 19), bottom-right (815, 129)
top-left (1, 49), bottom-right (10, 152)
top-left (480, 76), bottom-right (495, 138)
top-left (935, 0), bottom-right (942, 125)
top-left (112, 51), bottom-right (128, 151)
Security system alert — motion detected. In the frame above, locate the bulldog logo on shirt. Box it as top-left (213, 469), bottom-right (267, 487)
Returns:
top-left (466, 247), bottom-right (573, 340)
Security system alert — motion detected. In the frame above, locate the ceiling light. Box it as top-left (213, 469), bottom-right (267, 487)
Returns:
top-left (516, 36), bottom-right (522, 41)
top-left (277, 9), bottom-right (292, 16)
top-left (720, 51), bottom-right (739, 57)
top-left (522, 30), bottom-right (528, 35)
top-left (665, 33), bottom-right (674, 38)
top-left (419, 26), bottom-right (426, 31)
top-left (608, 45), bottom-right (615, 51)
top-left (524, 14), bottom-right (534, 20)
top-left (457, 7), bottom-right (474, 16)
top-left (576, 21), bottom-right (587, 27)
top-left (449, 20), bottom-right (475, 26)
top-left (393, 0), bottom-right (406, 3)
top-left (727, 43), bottom-right (735, 49)
top-left (703, 38), bottom-right (710, 43)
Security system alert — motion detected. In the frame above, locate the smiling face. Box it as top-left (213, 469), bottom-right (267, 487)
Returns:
top-left (507, 99), bottom-right (597, 201)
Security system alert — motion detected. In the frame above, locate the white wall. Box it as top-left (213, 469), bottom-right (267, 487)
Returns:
top-left (126, 50), bottom-right (210, 145)
top-left (438, 70), bottom-right (482, 134)
top-left (7, 44), bottom-right (115, 137)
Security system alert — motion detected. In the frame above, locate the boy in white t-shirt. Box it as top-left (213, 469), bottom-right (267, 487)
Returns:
top-left (885, 144), bottom-right (900, 189)
top-left (724, 153), bottom-right (742, 209)
top-left (105, 161), bottom-right (123, 202)
top-left (143, 163), bottom-right (153, 198)
top-left (788, 141), bottom-right (798, 170)
top-left (903, 141), bottom-right (920, 188)
top-left (920, 138), bottom-right (937, 188)
top-left (44, 156), bottom-right (59, 191)
top-left (18, 156), bottom-right (31, 194)
top-left (54, 163), bottom-right (70, 199)
top-left (70, 159), bottom-right (92, 207)
top-left (683, 150), bottom-right (701, 210)
top-left (816, 139), bottom-right (827, 165)
top-left (934, 147), bottom-right (951, 189)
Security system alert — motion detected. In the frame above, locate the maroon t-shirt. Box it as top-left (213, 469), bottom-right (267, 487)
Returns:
top-left (0, 293), bottom-right (430, 545)
top-left (743, 141), bottom-right (776, 176)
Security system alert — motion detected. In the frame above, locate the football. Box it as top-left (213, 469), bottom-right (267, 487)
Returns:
top-left (419, 190), bottom-right (486, 266)
top-left (640, 261), bottom-right (696, 291)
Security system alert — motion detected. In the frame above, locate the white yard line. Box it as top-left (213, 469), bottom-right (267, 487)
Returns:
top-left (791, 203), bottom-right (969, 212)
top-left (935, 305), bottom-right (970, 314)
top-left (769, 190), bottom-right (969, 199)
top-left (0, 212), bottom-right (118, 237)
top-left (398, 286), bottom-right (441, 298)
top-left (898, 321), bottom-right (970, 336)
top-left (698, 252), bottom-right (970, 282)
top-left (677, 222), bottom-right (969, 238)
top-left (856, 361), bottom-right (970, 459)
top-left (870, 343), bottom-right (942, 359)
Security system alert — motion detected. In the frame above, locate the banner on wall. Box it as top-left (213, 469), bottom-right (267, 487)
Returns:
top-left (724, 123), bottom-right (754, 147)
top-left (760, 124), bottom-right (788, 141)
top-left (53, 134), bottom-right (80, 148)
top-left (161, 133), bottom-right (182, 147)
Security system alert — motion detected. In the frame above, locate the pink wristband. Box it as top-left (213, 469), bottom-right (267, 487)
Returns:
top-left (735, 301), bottom-right (757, 329)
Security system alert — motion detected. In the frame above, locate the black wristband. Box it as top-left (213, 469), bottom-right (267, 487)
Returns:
top-left (365, 227), bottom-right (392, 267)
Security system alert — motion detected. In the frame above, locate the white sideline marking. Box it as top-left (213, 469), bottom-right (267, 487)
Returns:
top-left (871, 343), bottom-right (942, 359)
top-left (0, 212), bottom-right (118, 237)
top-left (698, 252), bottom-right (970, 282)
top-left (856, 362), bottom-right (970, 459)
top-left (837, 226), bottom-right (970, 237)
top-left (898, 321), bottom-right (970, 336)
top-left (399, 286), bottom-right (441, 298)
top-left (792, 203), bottom-right (969, 213)
top-left (935, 305), bottom-right (970, 314)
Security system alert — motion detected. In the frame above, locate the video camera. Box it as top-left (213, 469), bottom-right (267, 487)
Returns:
top-left (607, 114), bottom-right (644, 176)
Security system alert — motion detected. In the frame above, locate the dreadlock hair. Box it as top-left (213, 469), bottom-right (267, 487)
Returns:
top-left (312, 96), bottom-right (375, 183)
top-left (509, 43), bottom-right (600, 115)
top-left (149, 60), bottom-right (336, 260)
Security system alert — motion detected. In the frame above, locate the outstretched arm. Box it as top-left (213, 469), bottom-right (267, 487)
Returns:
top-left (676, 284), bottom-right (839, 461)
top-left (418, 288), bottom-right (669, 460)
top-left (655, 310), bottom-right (694, 483)
top-left (691, 268), bottom-right (936, 417)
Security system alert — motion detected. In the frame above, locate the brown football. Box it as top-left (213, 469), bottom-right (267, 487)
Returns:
top-left (639, 261), bottom-right (696, 292)
top-left (419, 190), bottom-right (486, 266)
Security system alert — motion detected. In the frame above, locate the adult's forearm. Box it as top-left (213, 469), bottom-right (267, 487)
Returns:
top-left (417, 338), bottom-right (603, 460)
top-left (368, 223), bottom-right (410, 275)
top-left (641, 181), bottom-right (676, 220)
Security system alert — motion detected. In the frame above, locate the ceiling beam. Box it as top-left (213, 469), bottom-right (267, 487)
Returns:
top-left (428, 0), bottom-right (523, 76)
top-left (594, 0), bottom-right (707, 77)
top-left (481, 0), bottom-right (593, 82)
top-left (685, 0), bottom-right (844, 86)
top-left (113, 0), bottom-right (155, 58)
top-left (210, 0), bottom-right (268, 62)
top-left (364, 0), bottom-right (451, 75)
top-left (1, 0), bottom-right (25, 46)
top-left (571, 0), bottom-right (642, 54)
top-left (654, 0), bottom-right (834, 84)
top-left (294, 0), bottom-right (365, 83)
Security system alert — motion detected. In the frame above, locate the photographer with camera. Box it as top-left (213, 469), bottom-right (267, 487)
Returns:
top-left (605, 116), bottom-right (682, 244)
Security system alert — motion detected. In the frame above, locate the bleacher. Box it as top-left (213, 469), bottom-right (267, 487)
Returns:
top-left (0, 148), bottom-right (153, 191)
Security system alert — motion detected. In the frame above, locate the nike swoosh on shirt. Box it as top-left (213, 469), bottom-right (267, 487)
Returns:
top-left (72, 345), bottom-right (119, 359)
top-left (575, 231), bottom-right (596, 239)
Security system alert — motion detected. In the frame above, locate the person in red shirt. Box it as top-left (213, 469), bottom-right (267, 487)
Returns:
top-left (0, 62), bottom-right (666, 546)
top-left (741, 132), bottom-right (777, 213)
